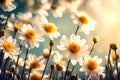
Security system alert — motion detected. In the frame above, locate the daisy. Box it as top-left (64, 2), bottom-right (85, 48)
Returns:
top-left (7, 22), bottom-right (21, 32)
top-left (53, 51), bottom-right (66, 71)
top-left (17, 12), bottom-right (32, 24)
top-left (30, 71), bottom-right (48, 80)
top-left (105, 52), bottom-right (119, 67)
top-left (0, 36), bottom-right (20, 59)
top-left (18, 24), bottom-right (44, 49)
top-left (0, 0), bottom-right (16, 11)
top-left (57, 34), bottom-right (89, 65)
top-left (38, 18), bottom-right (60, 40)
top-left (59, 0), bottom-right (82, 14)
top-left (14, 56), bottom-right (24, 67)
top-left (50, 3), bottom-right (65, 17)
top-left (26, 54), bottom-right (45, 71)
top-left (71, 11), bottom-right (96, 34)
top-left (34, 5), bottom-right (49, 17)
top-left (79, 56), bottom-right (104, 80)
top-left (0, 14), bottom-right (7, 24)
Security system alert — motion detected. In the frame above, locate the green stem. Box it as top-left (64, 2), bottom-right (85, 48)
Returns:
top-left (21, 48), bottom-right (29, 79)
top-left (64, 59), bottom-right (71, 80)
top-left (41, 42), bottom-right (53, 80)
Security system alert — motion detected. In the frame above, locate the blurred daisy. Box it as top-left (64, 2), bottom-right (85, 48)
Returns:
top-left (0, 36), bottom-right (20, 59)
top-left (57, 34), bottom-right (89, 65)
top-left (40, 48), bottom-right (59, 62)
top-left (0, 14), bottom-right (7, 24)
top-left (30, 71), bottom-right (48, 80)
top-left (34, 5), bottom-right (49, 17)
top-left (17, 12), bottom-right (32, 24)
top-left (26, 54), bottom-right (45, 71)
top-left (18, 24), bottom-right (44, 49)
top-left (79, 56), bottom-right (104, 80)
top-left (71, 11), bottom-right (96, 34)
top-left (38, 18), bottom-right (60, 40)
top-left (50, 3), bottom-right (65, 17)
top-left (59, 0), bottom-right (82, 14)
top-left (53, 52), bottom-right (66, 71)
top-left (105, 53), bottom-right (119, 66)
top-left (14, 57), bottom-right (24, 67)
top-left (7, 22), bottom-right (21, 32)
top-left (0, 0), bottom-right (16, 11)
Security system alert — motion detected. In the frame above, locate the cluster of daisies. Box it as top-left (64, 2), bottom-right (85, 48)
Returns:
top-left (0, 0), bottom-right (120, 80)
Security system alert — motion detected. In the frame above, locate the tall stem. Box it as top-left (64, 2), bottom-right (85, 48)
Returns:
top-left (21, 48), bottom-right (29, 79)
top-left (64, 59), bottom-right (70, 80)
top-left (75, 25), bottom-right (79, 35)
top-left (3, 14), bottom-right (11, 29)
top-left (89, 42), bottom-right (95, 55)
top-left (114, 50), bottom-right (119, 79)
top-left (41, 40), bottom-right (53, 80)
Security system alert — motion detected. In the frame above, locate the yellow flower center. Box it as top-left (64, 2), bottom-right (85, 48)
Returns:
top-left (86, 59), bottom-right (98, 71)
top-left (0, 0), bottom-right (8, 4)
top-left (13, 24), bottom-right (21, 31)
top-left (30, 60), bottom-right (41, 70)
top-left (79, 16), bottom-right (88, 24)
top-left (51, 4), bottom-right (59, 10)
top-left (30, 73), bottom-right (41, 80)
top-left (3, 42), bottom-right (14, 53)
top-left (43, 52), bottom-right (49, 58)
top-left (21, 19), bottom-right (28, 23)
top-left (111, 53), bottom-right (119, 61)
top-left (44, 23), bottom-right (57, 33)
top-left (68, 42), bottom-right (80, 53)
top-left (18, 60), bottom-right (23, 66)
top-left (0, 29), bottom-right (7, 37)
top-left (55, 62), bottom-right (63, 71)
top-left (25, 30), bottom-right (36, 40)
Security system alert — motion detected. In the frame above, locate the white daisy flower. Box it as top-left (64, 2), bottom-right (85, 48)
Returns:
top-left (26, 54), bottom-right (45, 71)
top-left (59, 0), bottom-right (82, 14)
top-left (38, 18), bottom-right (60, 40)
top-left (0, 14), bottom-right (7, 24)
top-left (14, 56), bottom-right (24, 67)
top-left (57, 34), bottom-right (89, 65)
top-left (18, 24), bottom-right (44, 49)
top-left (71, 11), bottom-right (96, 34)
top-left (17, 12), bottom-right (32, 24)
top-left (0, 36), bottom-right (20, 59)
top-left (0, 0), bottom-right (16, 11)
top-left (53, 51), bottom-right (66, 71)
top-left (105, 53), bottom-right (119, 66)
top-left (7, 22), bottom-right (21, 32)
top-left (79, 56), bottom-right (104, 80)
top-left (50, 3), bottom-right (65, 17)
top-left (30, 71), bottom-right (49, 80)
top-left (34, 6), bottom-right (49, 17)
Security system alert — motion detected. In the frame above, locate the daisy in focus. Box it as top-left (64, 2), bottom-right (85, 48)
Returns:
top-left (57, 34), bottom-right (89, 65)
top-left (0, 0), bottom-right (16, 11)
top-left (0, 36), bottom-right (20, 59)
top-left (26, 54), bottom-right (45, 71)
top-left (79, 56), bottom-right (104, 80)
top-left (38, 18), bottom-right (60, 40)
top-left (18, 24), bottom-right (44, 49)
top-left (71, 11), bottom-right (96, 34)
